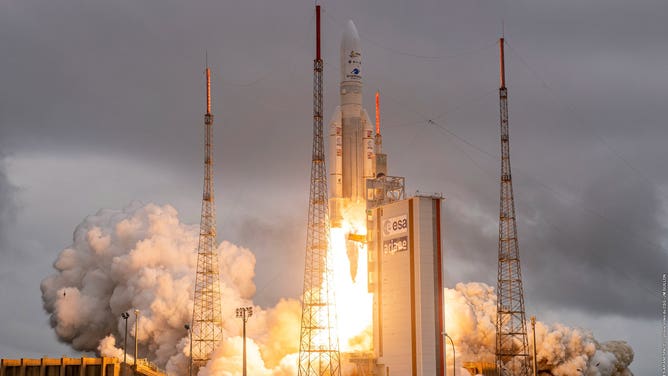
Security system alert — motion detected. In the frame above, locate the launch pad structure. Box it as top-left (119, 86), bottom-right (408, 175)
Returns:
top-left (297, 5), bottom-right (341, 376)
top-left (366, 194), bottom-right (445, 376)
top-left (0, 357), bottom-right (167, 376)
top-left (495, 38), bottom-right (531, 376)
top-left (191, 65), bottom-right (224, 369)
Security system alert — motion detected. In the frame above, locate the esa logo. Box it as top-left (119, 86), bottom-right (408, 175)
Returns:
top-left (383, 215), bottom-right (408, 236)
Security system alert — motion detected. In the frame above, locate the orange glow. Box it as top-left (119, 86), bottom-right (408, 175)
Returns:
top-left (328, 201), bottom-right (373, 352)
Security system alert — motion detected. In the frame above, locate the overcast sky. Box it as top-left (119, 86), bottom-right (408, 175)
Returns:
top-left (1, 0), bottom-right (666, 374)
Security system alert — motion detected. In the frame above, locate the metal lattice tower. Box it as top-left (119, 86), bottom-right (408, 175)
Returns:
top-left (495, 38), bottom-right (530, 376)
top-left (298, 5), bottom-right (341, 376)
top-left (191, 66), bottom-right (224, 369)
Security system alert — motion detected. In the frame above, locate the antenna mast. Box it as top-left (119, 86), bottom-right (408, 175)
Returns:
top-left (298, 5), bottom-right (341, 376)
top-left (191, 64), bottom-right (224, 370)
top-left (495, 37), bottom-right (530, 376)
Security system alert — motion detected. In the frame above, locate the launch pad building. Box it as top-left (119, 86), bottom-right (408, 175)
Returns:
top-left (367, 195), bottom-right (444, 376)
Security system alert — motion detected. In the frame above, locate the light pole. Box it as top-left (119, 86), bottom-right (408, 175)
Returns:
top-left (121, 312), bottom-right (129, 376)
top-left (236, 306), bottom-right (253, 376)
top-left (184, 324), bottom-right (192, 376)
top-left (134, 309), bottom-right (140, 368)
top-left (531, 316), bottom-right (538, 376)
top-left (443, 332), bottom-right (456, 376)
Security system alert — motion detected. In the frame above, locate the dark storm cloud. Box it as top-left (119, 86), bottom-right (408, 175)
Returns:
top-left (441, 142), bottom-right (668, 319)
top-left (523, 167), bottom-right (666, 318)
top-left (0, 0), bottom-right (317, 183)
top-left (439, 132), bottom-right (668, 319)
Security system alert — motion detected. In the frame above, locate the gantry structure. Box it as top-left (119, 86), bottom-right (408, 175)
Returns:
top-left (495, 37), bottom-right (530, 376)
top-left (298, 5), bottom-right (342, 376)
top-left (191, 65), bottom-right (224, 369)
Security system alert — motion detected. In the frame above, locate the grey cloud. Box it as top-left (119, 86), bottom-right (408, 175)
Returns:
top-left (524, 166), bottom-right (666, 318)
top-left (0, 157), bottom-right (18, 253)
top-left (223, 214), bottom-right (307, 306)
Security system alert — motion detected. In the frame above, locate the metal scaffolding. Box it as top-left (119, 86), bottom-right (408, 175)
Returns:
top-left (298, 5), bottom-right (341, 376)
top-left (191, 66), bottom-right (224, 369)
top-left (495, 37), bottom-right (530, 376)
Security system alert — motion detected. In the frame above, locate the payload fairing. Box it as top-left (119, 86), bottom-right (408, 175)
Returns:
top-left (329, 20), bottom-right (375, 226)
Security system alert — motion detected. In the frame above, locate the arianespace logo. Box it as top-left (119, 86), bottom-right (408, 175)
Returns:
top-left (383, 214), bottom-right (408, 237)
top-left (383, 236), bottom-right (408, 255)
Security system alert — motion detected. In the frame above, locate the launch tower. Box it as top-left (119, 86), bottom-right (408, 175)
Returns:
top-left (495, 38), bottom-right (530, 376)
top-left (298, 5), bottom-right (342, 376)
top-left (191, 66), bottom-right (224, 368)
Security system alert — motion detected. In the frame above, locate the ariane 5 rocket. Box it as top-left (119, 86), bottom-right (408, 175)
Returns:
top-left (329, 20), bottom-right (375, 226)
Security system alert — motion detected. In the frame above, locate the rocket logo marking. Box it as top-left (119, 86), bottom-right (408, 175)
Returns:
top-left (384, 221), bottom-right (392, 236)
top-left (352, 68), bottom-right (360, 75)
top-left (383, 215), bottom-right (408, 237)
top-left (383, 236), bottom-right (409, 255)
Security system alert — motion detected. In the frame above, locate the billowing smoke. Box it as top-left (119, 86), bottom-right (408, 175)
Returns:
top-left (41, 202), bottom-right (301, 375)
top-left (444, 282), bottom-right (634, 376)
top-left (41, 203), bottom-right (634, 376)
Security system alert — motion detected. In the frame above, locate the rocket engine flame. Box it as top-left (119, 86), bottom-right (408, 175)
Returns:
top-left (329, 201), bottom-right (373, 352)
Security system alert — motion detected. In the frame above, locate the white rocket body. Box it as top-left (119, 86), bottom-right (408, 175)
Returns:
top-left (329, 20), bottom-right (374, 226)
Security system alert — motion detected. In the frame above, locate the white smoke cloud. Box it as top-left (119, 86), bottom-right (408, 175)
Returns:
top-left (444, 282), bottom-right (634, 376)
top-left (40, 202), bottom-right (301, 375)
top-left (98, 335), bottom-right (127, 361)
top-left (197, 336), bottom-right (298, 376)
top-left (40, 203), bottom-right (634, 376)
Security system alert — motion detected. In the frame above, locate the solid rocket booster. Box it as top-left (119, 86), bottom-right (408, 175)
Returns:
top-left (329, 20), bottom-right (374, 225)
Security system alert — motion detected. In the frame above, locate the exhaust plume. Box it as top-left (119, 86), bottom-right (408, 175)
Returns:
top-left (40, 202), bottom-right (300, 375)
top-left (444, 282), bottom-right (634, 376)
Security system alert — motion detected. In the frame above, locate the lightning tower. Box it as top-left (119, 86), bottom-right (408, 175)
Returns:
top-left (495, 38), bottom-right (530, 376)
top-left (191, 65), bottom-right (224, 369)
top-left (298, 5), bottom-right (341, 376)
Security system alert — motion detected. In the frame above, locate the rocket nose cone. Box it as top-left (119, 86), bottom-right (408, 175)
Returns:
top-left (341, 20), bottom-right (362, 82)
top-left (341, 20), bottom-right (360, 50)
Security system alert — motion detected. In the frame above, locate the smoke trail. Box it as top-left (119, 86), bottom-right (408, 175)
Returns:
top-left (40, 202), bottom-right (300, 375)
top-left (444, 282), bottom-right (634, 376)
